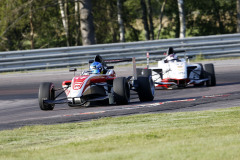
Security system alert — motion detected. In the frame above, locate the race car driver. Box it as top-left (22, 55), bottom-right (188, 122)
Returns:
top-left (164, 47), bottom-right (178, 62)
top-left (90, 61), bottom-right (103, 74)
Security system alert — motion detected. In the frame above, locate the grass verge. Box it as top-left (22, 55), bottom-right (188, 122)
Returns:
top-left (1, 107), bottom-right (240, 160)
top-left (190, 56), bottom-right (240, 62)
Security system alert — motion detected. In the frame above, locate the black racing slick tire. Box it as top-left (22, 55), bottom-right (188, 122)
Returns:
top-left (137, 76), bottom-right (155, 102)
top-left (204, 63), bottom-right (216, 86)
top-left (113, 77), bottom-right (130, 105)
top-left (136, 68), bottom-right (152, 77)
top-left (38, 82), bottom-right (55, 110)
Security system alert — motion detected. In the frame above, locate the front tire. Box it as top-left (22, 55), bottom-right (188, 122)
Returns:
top-left (137, 76), bottom-right (155, 102)
top-left (136, 68), bottom-right (152, 77)
top-left (38, 82), bottom-right (55, 110)
top-left (204, 63), bottom-right (216, 86)
top-left (113, 77), bottom-right (130, 105)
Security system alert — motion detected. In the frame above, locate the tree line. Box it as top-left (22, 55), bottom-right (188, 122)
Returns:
top-left (0, 0), bottom-right (239, 51)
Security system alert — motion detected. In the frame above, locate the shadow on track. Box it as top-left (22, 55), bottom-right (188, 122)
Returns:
top-left (216, 82), bottom-right (240, 86)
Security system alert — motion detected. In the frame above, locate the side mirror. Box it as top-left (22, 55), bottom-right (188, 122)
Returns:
top-left (187, 56), bottom-right (193, 59)
top-left (69, 68), bottom-right (77, 76)
top-left (69, 68), bottom-right (77, 72)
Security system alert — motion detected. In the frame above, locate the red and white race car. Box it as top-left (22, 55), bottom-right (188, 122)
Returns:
top-left (38, 55), bottom-right (155, 110)
top-left (149, 47), bottom-right (216, 89)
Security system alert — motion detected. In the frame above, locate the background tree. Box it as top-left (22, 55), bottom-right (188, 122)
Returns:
top-left (185, 0), bottom-right (236, 36)
top-left (91, 0), bottom-right (117, 43)
top-left (237, 0), bottom-right (240, 32)
top-left (212, 0), bottom-right (224, 34)
top-left (80, 0), bottom-right (95, 45)
top-left (140, 0), bottom-right (150, 40)
top-left (117, 0), bottom-right (125, 42)
top-left (33, 0), bottom-right (66, 48)
top-left (30, 0), bottom-right (34, 49)
top-left (122, 0), bottom-right (141, 41)
top-left (58, 0), bottom-right (69, 46)
top-left (0, 0), bottom-right (239, 51)
top-left (177, 0), bottom-right (186, 38)
top-left (147, 0), bottom-right (154, 40)
top-left (75, 1), bottom-right (80, 45)
top-left (157, 0), bottom-right (167, 39)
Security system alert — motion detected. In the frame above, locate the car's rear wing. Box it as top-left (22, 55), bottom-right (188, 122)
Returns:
top-left (165, 47), bottom-right (185, 55)
top-left (89, 56), bottom-right (139, 80)
top-left (103, 58), bottom-right (132, 63)
top-left (89, 55), bottom-right (132, 69)
top-left (69, 55), bottom-right (137, 77)
top-left (173, 50), bottom-right (185, 54)
top-left (89, 58), bottom-right (132, 64)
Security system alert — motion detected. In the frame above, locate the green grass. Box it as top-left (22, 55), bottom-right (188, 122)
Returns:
top-left (190, 55), bottom-right (240, 62)
top-left (1, 107), bottom-right (240, 160)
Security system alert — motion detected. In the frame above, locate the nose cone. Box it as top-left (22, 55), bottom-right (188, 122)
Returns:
top-left (68, 75), bottom-right (90, 98)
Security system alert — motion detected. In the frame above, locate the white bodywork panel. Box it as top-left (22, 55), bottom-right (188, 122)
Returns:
top-left (151, 58), bottom-right (205, 87)
top-left (158, 59), bottom-right (187, 80)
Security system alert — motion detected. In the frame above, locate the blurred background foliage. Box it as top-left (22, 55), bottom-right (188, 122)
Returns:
top-left (0, 0), bottom-right (238, 51)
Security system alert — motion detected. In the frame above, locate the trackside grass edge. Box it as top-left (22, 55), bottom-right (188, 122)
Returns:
top-left (0, 107), bottom-right (240, 160)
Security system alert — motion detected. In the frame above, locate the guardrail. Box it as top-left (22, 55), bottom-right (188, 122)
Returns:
top-left (1, 33), bottom-right (240, 72)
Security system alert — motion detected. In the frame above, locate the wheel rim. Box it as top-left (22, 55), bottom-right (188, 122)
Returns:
top-left (149, 77), bottom-right (155, 96)
top-left (125, 82), bottom-right (130, 102)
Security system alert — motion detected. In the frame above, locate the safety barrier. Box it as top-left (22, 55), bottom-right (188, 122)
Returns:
top-left (1, 33), bottom-right (240, 72)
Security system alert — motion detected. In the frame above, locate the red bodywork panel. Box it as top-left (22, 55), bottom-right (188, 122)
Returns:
top-left (156, 78), bottom-right (190, 88)
top-left (62, 74), bottom-right (115, 96)
top-left (62, 80), bottom-right (71, 86)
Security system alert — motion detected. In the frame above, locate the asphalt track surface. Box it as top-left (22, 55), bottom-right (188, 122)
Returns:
top-left (0, 59), bottom-right (240, 130)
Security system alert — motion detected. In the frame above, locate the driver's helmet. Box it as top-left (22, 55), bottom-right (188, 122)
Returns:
top-left (90, 61), bottom-right (103, 74)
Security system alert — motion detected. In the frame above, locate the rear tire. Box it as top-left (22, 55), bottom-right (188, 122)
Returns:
top-left (204, 63), bottom-right (216, 86)
top-left (136, 68), bottom-right (152, 77)
top-left (113, 77), bottom-right (130, 105)
top-left (137, 76), bottom-right (155, 101)
top-left (38, 82), bottom-right (55, 110)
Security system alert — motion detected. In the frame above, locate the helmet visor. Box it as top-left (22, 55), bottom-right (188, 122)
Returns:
top-left (92, 69), bottom-right (101, 74)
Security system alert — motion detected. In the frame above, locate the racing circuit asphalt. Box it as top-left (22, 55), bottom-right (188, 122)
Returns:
top-left (0, 59), bottom-right (240, 130)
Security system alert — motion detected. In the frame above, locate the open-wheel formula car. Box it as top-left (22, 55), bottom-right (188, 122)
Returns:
top-left (38, 55), bottom-right (155, 110)
top-left (149, 47), bottom-right (216, 89)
